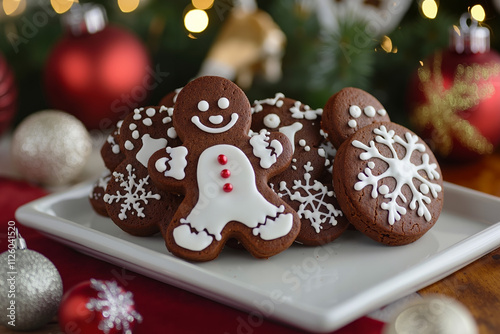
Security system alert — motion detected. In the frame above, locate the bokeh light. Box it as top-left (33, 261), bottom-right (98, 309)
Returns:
top-left (470, 4), bottom-right (485, 22)
top-left (3, 0), bottom-right (26, 16)
top-left (421, 0), bottom-right (438, 19)
top-left (184, 9), bottom-right (209, 33)
top-left (51, 0), bottom-right (75, 14)
top-left (192, 0), bottom-right (214, 10)
top-left (118, 0), bottom-right (140, 13)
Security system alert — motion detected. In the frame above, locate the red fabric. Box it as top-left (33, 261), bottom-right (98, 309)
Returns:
top-left (0, 177), bottom-right (385, 334)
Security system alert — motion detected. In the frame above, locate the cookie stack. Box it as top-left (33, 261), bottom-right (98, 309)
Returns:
top-left (89, 76), bottom-right (444, 262)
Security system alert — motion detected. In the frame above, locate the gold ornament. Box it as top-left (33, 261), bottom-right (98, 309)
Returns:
top-left (197, 7), bottom-right (286, 89)
top-left (411, 52), bottom-right (500, 156)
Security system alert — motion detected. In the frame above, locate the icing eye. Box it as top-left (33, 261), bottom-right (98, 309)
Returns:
top-left (218, 97), bottom-right (230, 109)
top-left (198, 100), bottom-right (209, 112)
top-left (263, 113), bottom-right (281, 128)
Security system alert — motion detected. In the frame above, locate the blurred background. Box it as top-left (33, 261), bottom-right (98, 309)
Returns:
top-left (1, 0), bottom-right (500, 155)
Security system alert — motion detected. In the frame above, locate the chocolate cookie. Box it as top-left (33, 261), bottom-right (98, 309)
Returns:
top-left (251, 93), bottom-right (349, 245)
top-left (322, 87), bottom-right (390, 149)
top-left (89, 172), bottom-right (111, 216)
top-left (333, 122), bottom-right (444, 245)
top-left (148, 76), bottom-right (301, 262)
top-left (104, 105), bottom-right (183, 236)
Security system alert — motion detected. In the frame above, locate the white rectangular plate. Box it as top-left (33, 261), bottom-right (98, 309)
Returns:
top-left (16, 182), bottom-right (500, 333)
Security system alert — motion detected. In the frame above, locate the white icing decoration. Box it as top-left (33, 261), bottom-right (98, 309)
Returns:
top-left (278, 122), bottom-right (303, 153)
top-left (106, 134), bottom-right (120, 154)
top-left (125, 140), bottom-right (134, 151)
top-left (304, 146), bottom-right (310, 152)
top-left (143, 118), bottom-right (152, 126)
top-left (263, 113), bottom-right (281, 128)
top-left (198, 100), bottom-right (209, 112)
top-left (129, 123), bottom-right (137, 130)
top-left (136, 134), bottom-right (168, 168)
top-left (132, 130), bottom-right (139, 139)
top-left (155, 146), bottom-right (188, 180)
top-left (103, 164), bottom-right (160, 220)
top-left (173, 225), bottom-right (213, 251)
top-left (155, 157), bottom-right (167, 173)
top-left (364, 106), bottom-right (376, 117)
top-left (377, 109), bottom-right (387, 116)
top-left (276, 162), bottom-right (343, 233)
top-left (299, 139), bottom-right (306, 147)
top-left (209, 115), bottom-right (223, 125)
top-left (133, 108), bottom-right (143, 120)
top-left (349, 105), bottom-right (362, 118)
top-left (348, 119), bottom-right (357, 128)
top-left (218, 97), bottom-right (230, 109)
top-left (175, 144), bottom-right (293, 250)
top-left (163, 116), bottom-right (172, 124)
top-left (146, 107), bottom-right (156, 117)
top-left (133, 114), bottom-right (141, 120)
top-left (167, 127), bottom-right (177, 139)
top-left (352, 125), bottom-right (442, 225)
top-left (368, 161), bottom-right (375, 169)
top-left (249, 129), bottom-right (283, 169)
top-left (251, 93), bottom-right (285, 113)
top-left (191, 113), bottom-right (239, 134)
top-left (289, 101), bottom-right (322, 120)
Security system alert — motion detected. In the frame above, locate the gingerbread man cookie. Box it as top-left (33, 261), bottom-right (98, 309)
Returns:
top-left (149, 76), bottom-right (300, 261)
top-left (333, 122), bottom-right (444, 245)
top-left (251, 93), bottom-right (349, 245)
top-left (104, 105), bottom-right (183, 236)
top-left (322, 87), bottom-right (390, 149)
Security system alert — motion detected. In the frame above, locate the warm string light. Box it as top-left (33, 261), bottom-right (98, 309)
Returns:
top-left (470, 4), bottom-right (485, 22)
top-left (192, 0), bottom-right (214, 10)
top-left (118, 0), bottom-right (140, 13)
top-left (51, 0), bottom-right (75, 14)
top-left (2, 0), bottom-right (26, 16)
top-left (184, 8), bottom-right (209, 33)
top-left (421, 0), bottom-right (438, 19)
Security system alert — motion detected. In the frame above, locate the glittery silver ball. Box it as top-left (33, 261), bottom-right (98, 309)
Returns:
top-left (11, 110), bottom-right (92, 186)
top-left (0, 249), bottom-right (63, 331)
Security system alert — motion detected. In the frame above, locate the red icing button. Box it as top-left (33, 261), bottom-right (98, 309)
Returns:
top-left (223, 183), bottom-right (233, 192)
top-left (217, 154), bottom-right (228, 165)
top-left (220, 169), bottom-right (231, 178)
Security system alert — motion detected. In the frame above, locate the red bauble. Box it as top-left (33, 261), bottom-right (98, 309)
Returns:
top-left (0, 54), bottom-right (18, 136)
top-left (408, 15), bottom-right (500, 161)
top-left (59, 279), bottom-right (142, 334)
top-left (44, 6), bottom-right (151, 130)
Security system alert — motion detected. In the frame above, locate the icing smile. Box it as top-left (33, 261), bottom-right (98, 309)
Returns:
top-left (191, 113), bottom-right (239, 134)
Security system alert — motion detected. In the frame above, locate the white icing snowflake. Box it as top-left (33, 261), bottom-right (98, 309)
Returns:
top-left (276, 162), bottom-right (342, 233)
top-left (86, 279), bottom-right (142, 334)
top-left (103, 164), bottom-right (161, 220)
top-left (352, 125), bottom-right (442, 225)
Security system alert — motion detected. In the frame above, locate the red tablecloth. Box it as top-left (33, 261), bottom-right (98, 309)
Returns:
top-left (0, 177), bottom-right (384, 334)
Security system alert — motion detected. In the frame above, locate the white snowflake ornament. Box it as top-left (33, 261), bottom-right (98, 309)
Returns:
top-left (86, 279), bottom-right (142, 334)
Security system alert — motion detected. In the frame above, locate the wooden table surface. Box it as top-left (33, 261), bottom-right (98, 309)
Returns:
top-left (419, 149), bottom-right (500, 334)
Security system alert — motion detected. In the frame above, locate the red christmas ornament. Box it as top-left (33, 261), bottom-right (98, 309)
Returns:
top-left (408, 13), bottom-right (500, 161)
top-left (0, 54), bottom-right (17, 136)
top-left (58, 279), bottom-right (142, 334)
top-left (44, 4), bottom-right (151, 130)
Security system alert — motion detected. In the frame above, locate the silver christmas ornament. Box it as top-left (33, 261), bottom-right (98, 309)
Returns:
top-left (0, 230), bottom-right (63, 331)
top-left (11, 110), bottom-right (92, 186)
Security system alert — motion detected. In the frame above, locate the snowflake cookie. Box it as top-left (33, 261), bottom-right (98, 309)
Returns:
top-left (104, 105), bottom-right (183, 236)
top-left (322, 87), bottom-right (390, 149)
top-left (251, 93), bottom-right (350, 245)
top-left (148, 76), bottom-right (300, 262)
top-left (332, 122), bottom-right (444, 246)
